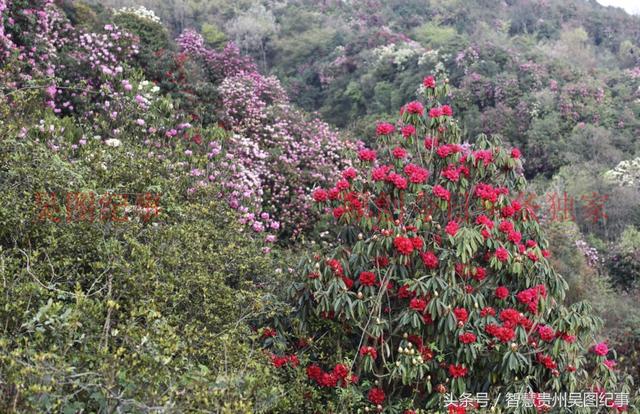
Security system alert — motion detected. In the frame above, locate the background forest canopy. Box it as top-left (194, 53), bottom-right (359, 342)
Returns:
top-left (89, 0), bottom-right (640, 175)
top-left (1, 0), bottom-right (640, 412)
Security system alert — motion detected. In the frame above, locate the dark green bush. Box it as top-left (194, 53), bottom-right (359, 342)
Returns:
top-left (0, 119), bottom-right (293, 413)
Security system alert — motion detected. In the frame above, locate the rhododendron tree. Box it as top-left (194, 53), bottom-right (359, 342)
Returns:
top-left (278, 76), bottom-right (632, 412)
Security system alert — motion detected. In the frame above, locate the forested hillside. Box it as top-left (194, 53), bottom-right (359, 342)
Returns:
top-left (1, 0), bottom-right (639, 412)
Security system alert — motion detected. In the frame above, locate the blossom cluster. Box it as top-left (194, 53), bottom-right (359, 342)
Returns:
top-left (575, 239), bottom-right (601, 267)
top-left (176, 29), bottom-right (256, 80)
top-left (114, 6), bottom-right (161, 24)
top-left (179, 30), bottom-right (355, 237)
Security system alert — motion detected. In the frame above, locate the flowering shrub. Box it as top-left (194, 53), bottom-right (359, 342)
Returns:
top-left (112, 5), bottom-right (169, 71)
top-left (51, 23), bottom-right (139, 115)
top-left (179, 29), bottom-right (356, 237)
top-left (114, 6), bottom-right (161, 24)
top-left (278, 76), bottom-right (633, 412)
top-left (0, 0), bottom-right (62, 86)
top-left (177, 29), bottom-right (256, 81)
top-left (575, 239), bottom-right (601, 268)
top-left (604, 157), bottom-right (640, 187)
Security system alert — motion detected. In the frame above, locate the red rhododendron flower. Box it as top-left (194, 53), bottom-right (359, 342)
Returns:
top-left (445, 220), bottom-right (459, 236)
top-left (459, 332), bottom-right (477, 344)
top-left (537, 325), bottom-right (555, 342)
top-left (333, 363), bottom-right (349, 379)
top-left (306, 364), bottom-right (322, 382)
top-left (359, 271), bottom-right (376, 286)
top-left (376, 122), bottom-right (395, 136)
top-left (516, 285), bottom-right (546, 313)
top-left (442, 164), bottom-right (461, 182)
top-left (473, 266), bottom-right (487, 281)
top-left (475, 183), bottom-right (499, 202)
top-left (480, 306), bottom-right (496, 317)
top-left (495, 247), bottom-right (509, 262)
top-left (453, 307), bottom-right (468, 324)
top-left (433, 185), bottom-right (450, 201)
top-left (448, 364), bottom-right (468, 378)
top-left (402, 124), bottom-right (416, 138)
top-left (424, 135), bottom-right (438, 149)
top-left (368, 387), bottom-right (386, 405)
top-left (360, 346), bottom-right (378, 359)
top-left (394, 236), bottom-right (414, 255)
top-left (536, 353), bottom-right (557, 370)
top-left (397, 284), bottom-right (416, 299)
top-left (327, 259), bottom-right (343, 275)
top-left (429, 107), bottom-right (443, 118)
top-left (448, 404), bottom-right (467, 414)
top-left (560, 332), bottom-right (576, 343)
top-left (499, 308), bottom-right (525, 328)
top-left (473, 149), bottom-right (493, 166)
top-left (333, 207), bottom-right (345, 219)
top-left (288, 355), bottom-right (299, 367)
top-left (593, 342), bottom-right (609, 356)
top-left (511, 148), bottom-right (521, 159)
top-left (508, 231), bottom-right (522, 244)
top-left (262, 327), bottom-right (277, 338)
top-left (388, 172), bottom-right (408, 189)
top-left (342, 167), bottom-right (357, 180)
top-left (375, 256), bottom-right (390, 267)
top-left (436, 143), bottom-right (460, 158)
top-left (319, 372), bottom-right (339, 387)
top-left (404, 163), bottom-right (429, 183)
top-left (475, 214), bottom-right (493, 229)
top-left (495, 286), bottom-right (509, 300)
top-left (498, 220), bottom-right (514, 234)
top-left (421, 251), bottom-right (439, 269)
top-left (336, 179), bottom-right (350, 190)
top-left (405, 101), bottom-right (424, 115)
top-left (441, 105), bottom-right (453, 116)
top-left (423, 75), bottom-right (436, 88)
top-left (408, 335), bottom-right (423, 348)
top-left (358, 148), bottom-right (377, 162)
top-left (411, 237), bottom-right (424, 251)
top-left (392, 146), bottom-right (407, 159)
top-left (328, 188), bottom-right (340, 200)
top-left (340, 276), bottom-right (353, 289)
top-left (372, 165), bottom-right (391, 181)
top-left (502, 205), bottom-right (515, 218)
top-left (486, 324), bottom-right (515, 343)
top-left (312, 189), bottom-right (328, 202)
top-left (409, 297), bottom-right (427, 312)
